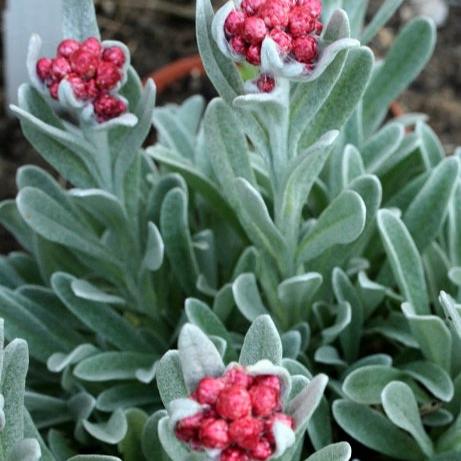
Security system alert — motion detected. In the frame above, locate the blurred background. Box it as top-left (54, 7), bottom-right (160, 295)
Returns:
top-left (0, 0), bottom-right (460, 254)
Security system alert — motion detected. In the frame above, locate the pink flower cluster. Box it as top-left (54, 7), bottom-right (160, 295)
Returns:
top-left (175, 366), bottom-right (295, 461)
top-left (35, 37), bottom-right (127, 122)
top-left (224, 0), bottom-right (322, 72)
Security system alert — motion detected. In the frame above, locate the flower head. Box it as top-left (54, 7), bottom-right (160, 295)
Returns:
top-left (28, 35), bottom-right (131, 124)
top-left (213, 0), bottom-right (322, 92)
top-left (171, 365), bottom-right (295, 461)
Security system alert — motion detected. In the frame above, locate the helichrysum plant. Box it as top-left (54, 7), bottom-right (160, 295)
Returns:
top-left (1, 0), bottom-right (461, 459)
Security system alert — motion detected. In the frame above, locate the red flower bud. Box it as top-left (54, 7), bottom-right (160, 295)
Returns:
top-left (57, 39), bottom-right (81, 58)
top-left (199, 418), bottom-right (230, 449)
top-left (196, 377), bottom-right (226, 405)
top-left (246, 44), bottom-right (261, 65)
top-left (65, 73), bottom-right (88, 100)
top-left (250, 384), bottom-right (280, 417)
top-left (51, 57), bottom-right (72, 80)
top-left (48, 82), bottom-right (60, 100)
top-left (241, 0), bottom-right (265, 16)
top-left (265, 413), bottom-right (295, 444)
top-left (292, 35), bottom-right (318, 64)
top-left (175, 412), bottom-right (204, 443)
top-left (288, 6), bottom-right (316, 37)
top-left (81, 37), bottom-right (102, 56)
top-left (96, 61), bottom-right (122, 90)
top-left (256, 74), bottom-right (276, 93)
top-left (269, 29), bottom-right (292, 56)
top-left (70, 49), bottom-right (99, 79)
top-left (220, 447), bottom-right (249, 461)
top-left (225, 10), bottom-right (246, 36)
top-left (36, 58), bottom-right (53, 81)
top-left (225, 367), bottom-right (254, 389)
top-left (315, 20), bottom-right (323, 34)
top-left (243, 17), bottom-right (267, 45)
top-left (216, 386), bottom-right (252, 420)
top-left (229, 417), bottom-right (264, 450)
top-left (230, 36), bottom-right (247, 55)
top-left (254, 375), bottom-right (281, 393)
top-left (259, 0), bottom-right (290, 29)
top-left (86, 79), bottom-right (99, 99)
top-left (298, 0), bottom-right (322, 18)
top-left (250, 438), bottom-right (273, 460)
top-left (93, 94), bottom-right (127, 122)
top-left (102, 46), bottom-right (126, 68)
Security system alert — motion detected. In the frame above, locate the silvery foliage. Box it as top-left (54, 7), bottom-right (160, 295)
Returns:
top-left (0, 0), bottom-right (460, 459)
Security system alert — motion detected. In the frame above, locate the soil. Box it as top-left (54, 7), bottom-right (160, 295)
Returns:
top-left (0, 0), bottom-right (460, 255)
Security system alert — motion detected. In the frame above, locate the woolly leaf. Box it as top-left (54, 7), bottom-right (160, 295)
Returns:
top-left (74, 352), bottom-right (156, 382)
top-left (83, 409), bottom-right (127, 445)
top-left (439, 291), bottom-right (461, 340)
top-left (240, 315), bottom-right (283, 366)
top-left (157, 351), bottom-right (188, 407)
top-left (360, 0), bottom-right (404, 44)
top-left (382, 381), bottom-right (433, 457)
top-left (51, 273), bottom-right (151, 352)
top-left (279, 130), bottom-right (338, 244)
top-left (142, 411), bottom-right (170, 461)
top-left (304, 442), bottom-right (351, 461)
top-left (377, 210), bottom-right (429, 314)
top-left (178, 324), bottom-right (225, 392)
top-left (143, 222), bottom-right (164, 272)
top-left (333, 400), bottom-right (423, 460)
top-left (400, 361), bottom-right (454, 402)
top-left (233, 273), bottom-right (269, 322)
top-left (96, 384), bottom-right (159, 412)
top-left (160, 188), bottom-right (199, 294)
top-left (17, 188), bottom-right (117, 265)
top-left (363, 17), bottom-right (436, 134)
top-left (402, 303), bottom-right (452, 372)
top-left (288, 374), bottom-right (328, 431)
top-left (196, 0), bottom-right (244, 103)
top-left (404, 157), bottom-right (459, 251)
top-left (62, 0), bottom-right (100, 41)
top-left (234, 178), bottom-right (287, 269)
top-left (1, 339), bottom-right (29, 456)
top-left (298, 191), bottom-right (366, 264)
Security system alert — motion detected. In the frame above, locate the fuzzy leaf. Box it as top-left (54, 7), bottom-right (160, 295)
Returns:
top-left (382, 381), bottom-right (433, 457)
top-left (404, 157), bottom-right (459, 251)
top-left (83, 409), bottom-right (127, 445)
top-left (142, 411), bottom-right (170, 461)
top-left (377, 210), bottom-right (429, 314)
top-left (402, 303), bottom-right (452, 371)
top-left (178, 324), bottom-right (225, 392)
top-left (157, 351), bottom-right (188, 406)
top-left (51, 273), bottom-right (151, 352)
top-left (439, 291), bottom-right (461, 340)
top-left (196, 0), bottom-right (244, 103)
top-left (240, 315), bottom-right (283, 366)
top-left (74, 352), bottom-right (155, 382)
top-left (304, 442), bottom-right (351, 461)
top-left (233, 273), bottom-right (269, 322)
top-left (1, 339), bottom-right (29, 456)
top-left (160, 188), bottom-right (199, 294)
top-left (333, 400), bottom-right (423, 460)
top-left (360, 0), bottom-right (404, 44)
top-left (300, 47), bottom-right (373, 149)
top-left (62, 0), bottom-right (100, 40)
top-left (363, 17), bottom-right (436, 135)
top-left (279, 131), bottom-right (338, 243)
top-left (288, 374), bottom-right (328, 431)
top-left (298, 191), bottom-right (366, 264)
